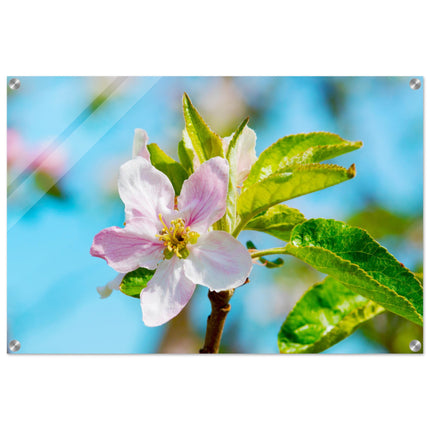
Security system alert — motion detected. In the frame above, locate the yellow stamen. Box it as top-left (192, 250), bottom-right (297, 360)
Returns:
top-left (155, 214), bottom-right (199, 260)
top-left (159, 213), bottom-right (169, 230)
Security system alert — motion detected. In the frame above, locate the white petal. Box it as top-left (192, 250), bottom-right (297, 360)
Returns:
top-left (132, 128), bottom-right (150, 160)
top-left (106, 273), bottom-right (124, 291)
top-left (97, 285), bottom-right (113, 298)
top-left (221, 135), bottom-right (232, 155)
top-left (118, 157), bottom-right (175, 223)
top-left (182, 128), bottom-right (200, 171)
top-left (140, 257), bottom-right (196, 327)
top-left (235, 126), bottom-right (257, 185)
top-left (96, 273), bottom-right (124, 298)
top-left (183, 231), bottom-right (253, 291)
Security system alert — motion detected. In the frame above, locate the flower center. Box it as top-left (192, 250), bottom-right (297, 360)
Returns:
top-left (156, 214), bottom-right (199, 259)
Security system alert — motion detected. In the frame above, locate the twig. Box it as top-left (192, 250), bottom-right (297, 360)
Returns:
top-left (200, 289), bottom-right (234, 353)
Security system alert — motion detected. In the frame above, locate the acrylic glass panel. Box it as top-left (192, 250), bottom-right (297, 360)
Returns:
top-left (7, 76), bottom-right (423, 354)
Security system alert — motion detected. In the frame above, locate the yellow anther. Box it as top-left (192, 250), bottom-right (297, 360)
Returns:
top-left (156, 214), bottom-right (199, 260)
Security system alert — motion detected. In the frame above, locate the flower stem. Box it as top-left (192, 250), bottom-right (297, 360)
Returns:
top-left (232, 219), bottom-right (247, 238)
top-left (250, 247), bottom-right (289, 259)
top-left (200, 289), bottom-right (234, 353)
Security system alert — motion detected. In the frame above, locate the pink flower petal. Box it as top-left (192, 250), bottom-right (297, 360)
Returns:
top-left (132, 128), bottom-right (151, 160)
top-left (28, 143), bottom-right (67, 178)
top-left (7, 129), bottom-right (26, 166)
top-left (183, 231), bottom-right (252, 291)
top-left (140, 257), bottom-right (196, 326)
top-left (90, 219), bottom-right (164, 272)
top-left (118, 157), bottom-right (175, 223)
top-left (177, 157), bottom-right (229, 233)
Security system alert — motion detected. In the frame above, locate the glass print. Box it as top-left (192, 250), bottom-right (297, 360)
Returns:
top-left (7, 76), bottom-right (423, 354)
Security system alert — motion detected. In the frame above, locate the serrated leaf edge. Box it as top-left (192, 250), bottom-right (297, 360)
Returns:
top-left (244, 131), bottom-right (362, 189)
top-left (286, 220), bottom-right (423, 325)
top-left (238, 163), bottom-right (354, 225)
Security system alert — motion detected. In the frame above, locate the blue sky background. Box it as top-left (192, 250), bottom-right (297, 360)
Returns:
top-left (7, 76), bottom-right (423, 353)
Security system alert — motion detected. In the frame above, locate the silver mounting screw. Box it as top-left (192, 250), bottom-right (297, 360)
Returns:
top-left (8, 78), bottom-right (21, 90)
top-left (8, 339), bottom-right (21, 352)
top-left (409, 339), bottom-right (422, 352)
top-left (409, 78), bottom-right (421, 90)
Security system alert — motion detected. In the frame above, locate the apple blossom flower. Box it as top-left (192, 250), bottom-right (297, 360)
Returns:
top-left (7, 128), bottom-right (67, 178)
top-left (183, 125), bottom-right (257, 186)
top-left (28, 143), bottom-right (67, 178)
top-left (90, 156), bottom-right (252, 326)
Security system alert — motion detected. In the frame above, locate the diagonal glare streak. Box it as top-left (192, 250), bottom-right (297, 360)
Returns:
top-left (7, 76), bottom-right (161, 231)
top-left (7, 76), bottom-right (127, 194)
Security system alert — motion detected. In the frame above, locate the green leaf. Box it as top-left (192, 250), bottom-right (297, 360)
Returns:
top-left (147, 143), bottom-right (189, 195)
top-left (285, 219), bottom-right (423, 326)
top-left (244, 132), bottom-right (362, 189)
top-left (119, 267), bottom-right (156, 298)
top-left (34, 171), bottom-right (63, 198)
top-left (177, 139), bottom-right (195, 175)
top-left (415, 272), bottom-right (423, 285)
top-left (223, 117), bottom-right (249, 232)
top-left (246, 240), bottom-right (284, 269)
top-left (347, 204), bottom-right (416, 240)
top-left (278, 277), bottom-right (385, 353)
top-left (235, 163), bottom-right (355, 235)
top-left (244, 204), bottom-right (306, 241)
top-left (89, 92), bottom-right (109, 113)
top-left (182, 93), bottom-right (224, 162)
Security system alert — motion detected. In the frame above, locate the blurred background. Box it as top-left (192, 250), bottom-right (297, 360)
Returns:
top-left (7, 76), bottom-right (423, 353)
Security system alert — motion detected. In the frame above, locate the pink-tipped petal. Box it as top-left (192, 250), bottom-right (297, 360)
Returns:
top-left (177, 157), bottom-right (229, 233)
top-left (118, 157), bottom-right (175, 223)
top-left (132, 128), bottom-right (151, 160)
top-left (90, 220), bottom-right (164, 273)
top-left (140, 257), bottom-right (196, 327)
top-left (184, 231), bottom-right (252, 291)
